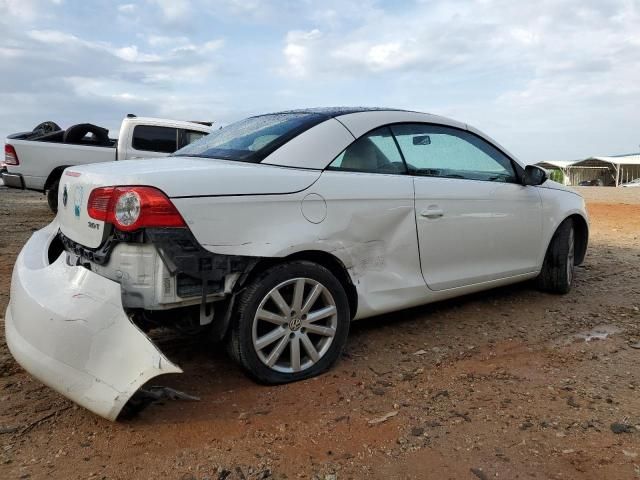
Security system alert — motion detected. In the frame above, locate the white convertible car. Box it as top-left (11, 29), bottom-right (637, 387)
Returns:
top-left (6, 108), bottom-right (588, 420)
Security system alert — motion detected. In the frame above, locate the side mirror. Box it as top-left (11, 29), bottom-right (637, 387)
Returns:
top-left (523, 165), bottom-right (548, 186)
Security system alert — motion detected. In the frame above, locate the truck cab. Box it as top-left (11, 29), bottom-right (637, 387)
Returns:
top-left (114, 116), bottom-right (212, 161)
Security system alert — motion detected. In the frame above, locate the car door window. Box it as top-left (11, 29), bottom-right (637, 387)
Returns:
top-left (132, 125), bottom-right (178, 153)
top-left (390, 124), bottom-right (517, 183)
top-left (328, 127), bottom-right (406, 174)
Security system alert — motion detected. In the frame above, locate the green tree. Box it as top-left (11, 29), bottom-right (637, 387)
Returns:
top-left (549, 169), bottom-right (564, 183)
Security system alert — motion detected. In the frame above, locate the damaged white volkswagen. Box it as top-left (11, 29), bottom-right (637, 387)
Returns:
top-left (6, 107), bottom-right (588, 420)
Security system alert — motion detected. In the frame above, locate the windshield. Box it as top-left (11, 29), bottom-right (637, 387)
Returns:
top-left (173, 112), bottom-right (327, 162)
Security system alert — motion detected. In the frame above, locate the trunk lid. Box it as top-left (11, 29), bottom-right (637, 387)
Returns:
top-left (57, 170), bottom-right (109, 248)
top-left (57, 157), bottom-right (322, 249)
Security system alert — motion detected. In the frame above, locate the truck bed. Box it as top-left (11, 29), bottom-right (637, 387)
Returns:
top-left (7, 122), bottom-right (117, 148)
top-left (4, 138), bottom-right (116, 191)
top-left (8, 131), bottom-right (117, 147)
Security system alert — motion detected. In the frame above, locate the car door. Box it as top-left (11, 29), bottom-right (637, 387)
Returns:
top-left (318, 126), bottom-right (426, 317)
top-left (390, 123), bottom-right (543, 291)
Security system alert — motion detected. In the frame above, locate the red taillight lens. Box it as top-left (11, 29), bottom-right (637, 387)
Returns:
top-left (87, 186), bottom-right (115, 220)
top-left (87, 186), bottom-right (186, 231)
top-left (5, 144), bottom-right (19, 165)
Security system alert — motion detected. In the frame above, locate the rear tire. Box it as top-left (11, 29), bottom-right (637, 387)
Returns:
top-left (228, 261), bottom-right (350, 384)
top-left (536, 219), bottom-right (575, 294)
top-left (47, 180), bottom-right (59, 213)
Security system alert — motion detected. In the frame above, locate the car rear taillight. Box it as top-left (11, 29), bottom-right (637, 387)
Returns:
top-left (87, 186), bottom-right (186, 231)
top-left (87, 187), bottom-right (115, 219)
top-left (5, 144), bottom-right (19, 165)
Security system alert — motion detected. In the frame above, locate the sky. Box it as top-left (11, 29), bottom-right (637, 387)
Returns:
top-left (0, 0), bottom-right (639, 163)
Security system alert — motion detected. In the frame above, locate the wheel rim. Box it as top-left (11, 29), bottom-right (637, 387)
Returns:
top-left (252, 277), bottom-right (338, 373)
top-left (567, 227), bottom-right (575, 284)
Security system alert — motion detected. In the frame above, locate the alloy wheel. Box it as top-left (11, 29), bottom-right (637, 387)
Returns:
top-left (251, 277), bottom-right (338, 373)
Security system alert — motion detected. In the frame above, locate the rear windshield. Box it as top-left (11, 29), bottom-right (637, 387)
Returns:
top-left (173, 112), bottom-right (327, 162)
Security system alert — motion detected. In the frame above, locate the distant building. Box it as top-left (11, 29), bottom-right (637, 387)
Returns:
top-left (568, 153), bottom-right (640, 186)
top-left (535, 160), bottom-right (575, 185)
top-left (537, 153), bottom-right (640, 187)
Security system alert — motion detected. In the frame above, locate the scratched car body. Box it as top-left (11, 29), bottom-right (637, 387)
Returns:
top-left (6, 108), bottom-right (589, 420)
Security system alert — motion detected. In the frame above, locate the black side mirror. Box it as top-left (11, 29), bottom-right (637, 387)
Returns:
top-left (523, 165), bottom-right (548, 186)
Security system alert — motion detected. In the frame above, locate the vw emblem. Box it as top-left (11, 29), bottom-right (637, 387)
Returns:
top-left (288, 316), bottom-right (302, 331)
top-left (62, 185), bottom-right (68, 207)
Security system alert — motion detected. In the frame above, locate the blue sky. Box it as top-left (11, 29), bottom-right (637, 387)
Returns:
top-left (1, 0), bottom-right (639, 162)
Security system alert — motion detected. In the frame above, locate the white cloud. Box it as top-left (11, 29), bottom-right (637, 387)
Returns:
top-left (114, 45), bottom-right (162, 62)
top-left (1, 0), bottom-right (38, 21)
top-left (282, 29), bottom-right (322, 77)
top-left (0, 0), bottom-right (62, 23)
top-left (118, 3), bottom-right (136, 13)
top-left (145, 34), bottom-right (188, 46)
top-left (26, 28), bottom-right (222, 65)
top-left (27, 29), bottom-right (160, 63)
top-left (149, 0), bottom-right (191, 23)
top-left (0, 46), bottom-right (22, 58)
top-left (27, 29), bottom-right (78, 44)
top-left (222, 0), bottom-right (264, 15)
top-left (332, 40), bottom-right (420, 72)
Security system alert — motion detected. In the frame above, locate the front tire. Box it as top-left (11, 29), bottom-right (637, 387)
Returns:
top-left (228, 261), bottom-right (350, 384)
top-left (536, 219), bottom-right (575, 294)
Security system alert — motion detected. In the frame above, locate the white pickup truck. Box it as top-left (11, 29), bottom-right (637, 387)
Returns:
top-left (3, 115), bottom-right (213, 211)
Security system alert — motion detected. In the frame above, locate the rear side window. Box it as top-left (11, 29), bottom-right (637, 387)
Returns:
top-left (132, 125), bottom-right (178, 153)
top-left (328, 127), bottom-right (406, 174)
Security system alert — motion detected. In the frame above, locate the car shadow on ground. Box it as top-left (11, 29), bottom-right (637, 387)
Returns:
top-left (119, 237), bottom-right (638, 424)
top-left (130, 279), bottom-right (539, 423)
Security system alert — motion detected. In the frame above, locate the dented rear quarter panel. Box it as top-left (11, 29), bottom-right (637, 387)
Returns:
top-left (173, 170), bottom-right (427, 320)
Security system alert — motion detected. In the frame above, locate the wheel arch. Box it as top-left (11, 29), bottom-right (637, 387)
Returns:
top-left (569, 213), bottom-right (588, 266)
top-left (544, 213), bottom-right (588, 266)
top-left (241, 250), bottom-right (358, 320)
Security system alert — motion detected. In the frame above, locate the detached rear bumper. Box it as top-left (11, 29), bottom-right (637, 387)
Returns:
top-left (5, 220), bottom-right (181, 421)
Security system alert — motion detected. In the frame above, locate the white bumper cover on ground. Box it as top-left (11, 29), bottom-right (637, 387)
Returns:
top-left (5, 220), bottom-right (181, 420)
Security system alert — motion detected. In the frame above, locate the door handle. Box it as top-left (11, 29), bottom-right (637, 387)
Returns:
top-left (420, 208), bottom-right (444, 219)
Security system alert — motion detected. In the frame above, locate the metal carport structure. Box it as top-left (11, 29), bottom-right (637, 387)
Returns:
top-left (535, 160), bottom-right (575, 185)
top-left (567, 154), bottom-right (640, 187)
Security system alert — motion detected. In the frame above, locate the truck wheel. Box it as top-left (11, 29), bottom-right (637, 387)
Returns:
top-left (228, 261), bottom-right (350, 384)
top-left (47, 180), bottom-right (59, 213)
top-left (536, 219), bottom-right (575, 294)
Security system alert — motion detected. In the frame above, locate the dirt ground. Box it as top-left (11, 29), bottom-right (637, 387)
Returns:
top-left (0, 186), bottom-right (639, 480)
